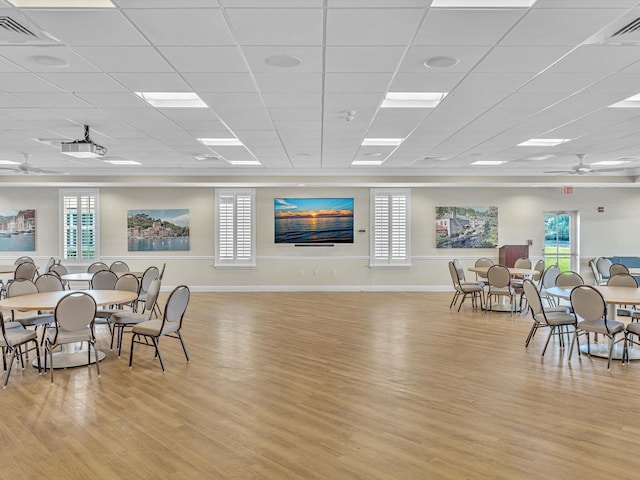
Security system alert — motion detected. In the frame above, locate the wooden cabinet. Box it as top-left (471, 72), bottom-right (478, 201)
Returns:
top-left (498, 245), bottom-right (529, 267)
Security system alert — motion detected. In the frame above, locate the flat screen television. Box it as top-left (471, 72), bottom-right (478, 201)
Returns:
top-left (274, 198), bottom-right (354, 244)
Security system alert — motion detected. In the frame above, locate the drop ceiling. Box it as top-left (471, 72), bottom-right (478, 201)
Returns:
top-left (1, 0), bottom-right (640, 184)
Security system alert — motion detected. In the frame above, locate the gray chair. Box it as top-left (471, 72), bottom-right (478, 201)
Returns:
top-left (135, 266), bottom-right (159, 313)
top-left (474, 257), bottom-right (493, 284)
top-left (44, 292), bottom-right (99, 383)
top-left (539, 264), bottom-right (560, 306)
top-left (486, 265), bottom-right (516, 314)
top-left (129, 285), bottom-right (190, 372)
top-left (91, 270), bottom-right (119, 338)
top-left (609, 263), bottom-right (629, 276)
top-left (448, 261), bottom-right (483, 312)
top-left (532, 259), bottom-right (545, 283)
top-left (87, 261), bottom-right (109, 273)
top-left (111, 277), bottom-right (158, 357)
top-left (7, 279), bottom-right (55, 333)
top-left (109, 261), bottom-right (130, 273)
top-left (523, 279), bottom-right (576, 356)
top-left (607, 273), bottom-right (638, 319)
top-left (596, 257), bottom-right (612, 282)
top-left (555, 271), bottom-right (584, 288)
top-left (48, 264), bottom-right (69, 289)
top-left (14, 256), bottom-right (34, 266)
top-left (0, 310), bottom-right (40, 388)
top-left (35, 273), bottom-right (64, 293)
top-left (569, 285), bottom-right (625, 369)
top-left (589, 258), bottom-right (604, 285)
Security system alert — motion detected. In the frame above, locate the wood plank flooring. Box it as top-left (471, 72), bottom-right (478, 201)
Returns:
top-left (2, 291), bottom-right (640, 479)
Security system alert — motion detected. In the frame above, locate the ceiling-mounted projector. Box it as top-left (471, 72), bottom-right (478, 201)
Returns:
top-left (61, 125), bottom-right (107, 158)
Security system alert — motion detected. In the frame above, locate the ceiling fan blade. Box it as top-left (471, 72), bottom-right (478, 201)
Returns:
top-left (592, 167), bottom-right (628, 173)
top-left (543, 170), bottom-right (572, 174)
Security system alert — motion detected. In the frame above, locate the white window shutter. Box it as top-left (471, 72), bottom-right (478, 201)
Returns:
top-left (216, 189), bottom-right (255, 267)
top-left (60, 190), bottom-right (99, 261)
top-left (370, 189), bottom-right (410, 267)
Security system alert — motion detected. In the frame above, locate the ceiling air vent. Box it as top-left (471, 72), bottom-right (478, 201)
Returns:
top-left (611, 17), bottom-right (640, 40)
top-left (584, 9), bottom-right (640, 45)
top-left (0, 16), bottom-right (37, 38)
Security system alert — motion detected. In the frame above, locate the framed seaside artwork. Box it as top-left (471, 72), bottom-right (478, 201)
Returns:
top-left (274, 198), bottom-right (354, 244)
top-left (435, 206), bottom-right (498, 248)
top-left (127, 209), bottom-right (190, 251)
top-left (0, 209), bottom-right (35, 251)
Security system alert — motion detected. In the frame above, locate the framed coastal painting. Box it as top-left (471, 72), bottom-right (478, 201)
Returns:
top-left (274, 198), bottom-right (354, 244)
top-left (435, 206), bottom-right (498, 248)
top-left (0, 209), bottom-right (35, 251)
top-left (127, 209), bottom-right (190, 251)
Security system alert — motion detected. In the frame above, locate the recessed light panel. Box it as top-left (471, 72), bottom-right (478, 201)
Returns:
top-left (6, 0), bottom-right (115, 6)
top-left (431, 0), bottom-right (536, 7)
top-left (381, 92), bottom-right (447, 108)
top-left (518, 138), bottom-right (571, 146)
top-left (361, 138), bottom-right (404, 146)
top-left (227, 160), bottom-right (261, 166)
top-left (591, 160), bottom-right (629, 166)
top-left (471, 160), bottom-right (505, 165)
top-left (609, 93), bottom-right (640, 108)
top-left (105, 160), bottom-right (141, 165)
top-left (135, 92), bottom-right (207, 108)
top-left (198, 138), bottom-right (244, 146)
top-left (352, 160), bottom-right (384, 166)
top-left (0, 160), bottom-right (19, 165)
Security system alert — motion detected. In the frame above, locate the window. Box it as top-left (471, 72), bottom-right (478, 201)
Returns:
top-left (60, 189), bottom-right (99, 261)
top-left (215, 189), bottom-right (255, 267)
top-left (543, 211), bottom-right (579, 272)
top-left (370, 189), bottom-right (411, 267)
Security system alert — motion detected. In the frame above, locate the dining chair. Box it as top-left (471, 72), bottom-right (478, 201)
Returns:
top-left (596, 257), bottom-right (612, 282)
top-left (555, 271), bottom-right (584, 288)
top-left (532, 259), bottom-right (545, 283)
top-left (569, 285), bottom-right (625, 369)
top-left (486, 264), bottom-right (516, 314)
top-left (589, 258), bottom-right (604, 285)
top-left (109, 261), bottom-right (130, 273)
top-left (129, 284), bottom-right (190, 372)
top-left (135, 266), bottom-right (160, 313)
top-left (14, 256), bottom-right (34, 266)
top-left (34, 273), bottom-right (64, 293)
top-left (91, 270), bottom-right (118, 339)
top-left (87, 261), bottom-right (109, 274)
top-left (44, 292), bottom-right (99, 383)
top-left (48, 264), bottom-right (69, 289)
top-left (474, 257), bottom-right (493, 284)
top-left (6, 279), bottom-right (55, 335)
top-left (609, 263), bottom-right (629, 276)
top-left (606, 273), bottom-right (638, 319)
top-left (448, 261), bottom-right (483, 312)
top-left (110, 277), bottom-right (158, 357)
top-left (0, 261), bottom-right (38, 298)
top-left (0, 310), bottom-right (40, 388)
top-left (538, 264), bottom-right (560, 307)
top-left (523, 279), bottom-right (576, 356)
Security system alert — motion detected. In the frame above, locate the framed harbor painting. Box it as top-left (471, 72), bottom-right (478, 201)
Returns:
top-left (436, 206), bottom-right (498, 248)
top-left (274, 198), bottom-right (354, 244)
top-left (127, 209), bottom-right (190, 251)
top-left (0, 209), bottom-right (35, 251)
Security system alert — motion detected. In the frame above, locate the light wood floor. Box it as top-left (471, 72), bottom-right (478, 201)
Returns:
top-left (3, 291), bottom-right (640, 479)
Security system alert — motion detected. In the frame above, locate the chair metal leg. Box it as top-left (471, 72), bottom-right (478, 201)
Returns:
top-left (152, 337), bottom-right (165, 372)
top-left (129, 333), bottom-right (137, 368)
top-left (2, 349), bottom-right (16, 388)
top-left (177, 331), bottom-right (190, 362)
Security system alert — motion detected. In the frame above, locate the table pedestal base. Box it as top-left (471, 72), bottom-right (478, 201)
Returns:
top-left (579, 344), bottom-right (640, 361)
top-left (33, 349), bottom-right (105, 369)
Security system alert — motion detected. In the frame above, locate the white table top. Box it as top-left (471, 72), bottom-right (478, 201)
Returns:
top-left (0, 289), bottom-right (138, 311)
top-left (546, 285), bottom-right (640, 306)
top-left (469, 266), bottom-right (537, 277)
top-left (61, 271), bottom-right (143, 282)
top-left (0, 264), bottom-right (17, 274)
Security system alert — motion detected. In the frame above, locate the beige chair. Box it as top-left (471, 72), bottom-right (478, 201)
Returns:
top-left (609, 263), bottom-right (629, 276)
top-left (448, 261), bottom-right (483, 312)
top-left (48, 264), bottom-right (69, 289)
top-left (0, 310), bottom-right (40, 388)
top-left (44, 292), bottom-right (99, 383)
top-left (539, 264), bottom-right (560, 306)
top-left (569, 285), bottom-right (625, 369)
top-left (596, 257), bottom-right (612, 282)
top-left (87, 261), bottom-right (109, 274)
top-left (607, 273), bottom-right (638, 319)
top-left (135, 266), bottom-right (160, 313)
top-left (523, 279), bottom-right (576, 356)
top-left (589, 258), bottom-right (604, 285)
top-left (111, 277), bottom-right (158, 357)
top-left (532, 259), bottom-right (545, 283)
top-left (91, 270), bottom-right (119, 339)
top-left (7, 279), bottom-right (55, 333)
top-left (486, 265), bottom-right (516, 314)
top-left (109, 261), bottom-right (130, 273)
top-left (474, 257), bottom-right (493, 284)
top-left (14, 256), bottom-right (34, 266)
top-left (35, 273), bottom-right (64, 293)
top-left (555, 271), bottom-right (584, 288)
top-left (129, 285), bottom-right (190, 372)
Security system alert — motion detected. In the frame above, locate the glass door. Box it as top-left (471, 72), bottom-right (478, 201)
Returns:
top-left (543, 211), bottom-right (579, 272)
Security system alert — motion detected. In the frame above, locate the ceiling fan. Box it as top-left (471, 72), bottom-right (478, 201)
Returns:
top-left (544, 153), bottom-right (629, 175)
top-left (0, 153), bottom-right (62, 175)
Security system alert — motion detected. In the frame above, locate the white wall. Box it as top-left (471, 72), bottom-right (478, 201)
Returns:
top-left (1, 184), bottom-right (638, 291)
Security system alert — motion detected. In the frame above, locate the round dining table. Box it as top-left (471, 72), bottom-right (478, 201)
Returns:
top-left (0, 264), bottom-right (17, 274)
top-left (546, 285), bottom-right (640, 361)
top-left (0, 289), bottom-right (138, 368)
top-left (468, 266), bottom-right (538, 312)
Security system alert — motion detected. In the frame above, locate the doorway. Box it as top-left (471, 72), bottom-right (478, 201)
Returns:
top-left (543, 211), bottom-right (579, 272)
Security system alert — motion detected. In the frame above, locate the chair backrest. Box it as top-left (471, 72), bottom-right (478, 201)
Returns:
top-left (596, 257), bottom-right (612, 277)
top-left (448, 261), bottom-right (461, 289)
top-left (452, 259), bottom-right (466, 282)
top-left (91, 270), bottom-right (118, 290)
top-left (555, 271), bottom-right (584, 288)
top-left (14, 261), bottom-right (37, 281)
top-left (48, 264), bottom-right (68, 278)
top-left (44, 257), bottom-right (56, 273)
top-left (109, 261), bottom-right (130, 273)
top-left (142, 278), bottom-right (161, 315)
top-left (87, 261), bottom-right (109, 273)
top-left (514, 257), bottom-right (532, 269)
top-left (35, 273), bottom-right (64, 293)
top-left (159, 263), bottom-right (166, 281)
top-left (474, 257), bottom-right (493, 280)
top-left (607, 273), bottom-right (638, 288)
top-left (523, 279), bottom-right (544, 319)
top-left (541, 264), bottom-right (560, 290)
top-left (139, 266), bottom-right (160, 294)
top-left (14, 256), bottom-right (34, 265)
top-left (487, 264), bottom-right (510, 288)
top-left (7, 278), bottom-right (37, 297)
top-left (532, 259), bottom-right (545, 282)
top-left (609, 263), bottom-right (629, 276)
top-left (162, 285), bottom-right (190, 329)
top-left (54, 292), bottom-right (97, 332)
top-left (570, 285), bottom-right (606, 323)
top-left (589, 258), bottom-right (602, 285)
top-left (115, 273), bottom-right (139, 294)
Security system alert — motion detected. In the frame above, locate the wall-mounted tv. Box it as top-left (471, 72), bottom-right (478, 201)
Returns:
top-left (274, 198), bottom-right (354, 244)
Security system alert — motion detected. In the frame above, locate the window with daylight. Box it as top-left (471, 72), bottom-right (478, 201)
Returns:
top-left (370, 189), bottom-right (411, 267)
top-left (215, 189), bottom-right (255, 267)
top-left (60, 190), bottom-right (99, 261)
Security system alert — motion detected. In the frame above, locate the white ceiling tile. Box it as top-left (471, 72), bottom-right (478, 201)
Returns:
top-left (226, 8), bottom-right (322, 45)
top-left (124, 8), bottom-right (235, 46)
top-left (389, 72), bottom-right (466, 92)
top-left (71, 46), bottom-right (174, 72)
top-left (547, 44), bottom-right (640, 73)
top-left (12, 92), bottom-right (91, 108)
top-left (328, 0), bottom-right (428, 6)
top-left (517, 72), bottom-right (607, 93)
top-left (199, 92), bottom-right (264, 109)
top-left (222, 0), bottom-right (321, 6)
top-left (473, 46), bottom-right (573, 73)
top-left (39, 73), bottom-right (127, 93)
top-left (323, 93), bottom-right (383, 109)
top-left (0, 93), bottom-right (39, 108)
top-left (415, 8), bottom-right (526, 46)
top-left (24, 9), bottom-right (149, 46)
top-left (400, 45), bottom-right (492, 73)
top-left (326, 46), bottom-right (406, 72)
top-left (326, 8), bottom-right (424, 46)
top-left (157, 46), bottom-right (249, 73)
top-left (213, 108), bottom-right (274, 130)
top-left (0, 73), bottom-right (62, 92)
top-left (262, 92), bottom-right (321, 108)
top-left (533, 0), bottom-right (639, 7)
top-left (183, 73), bottom-right (258, 93)
top-left (0, 45), bottom-right (97, 73)
top-left (75, 92), bottom-right (147, 108)
top-left (454, 73), bottom-right (534, 94)
top-left (253, 73), bottom-right (321, 93)
top-left (268, 108), bottom-right (321, 121)
top-left (242, 46), bottom-right (322, 73)
top-left (325, 73), bottom-right (393, 93)
top-left (110, 72), bottom-right (191, 91)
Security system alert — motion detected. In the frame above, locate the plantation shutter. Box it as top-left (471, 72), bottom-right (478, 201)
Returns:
top-left (60, 190), bottom-right (99, 261)
top-left (370, 189), bottom-right (410, 267)
top-left (216, 189), bottom-right (255, 267)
